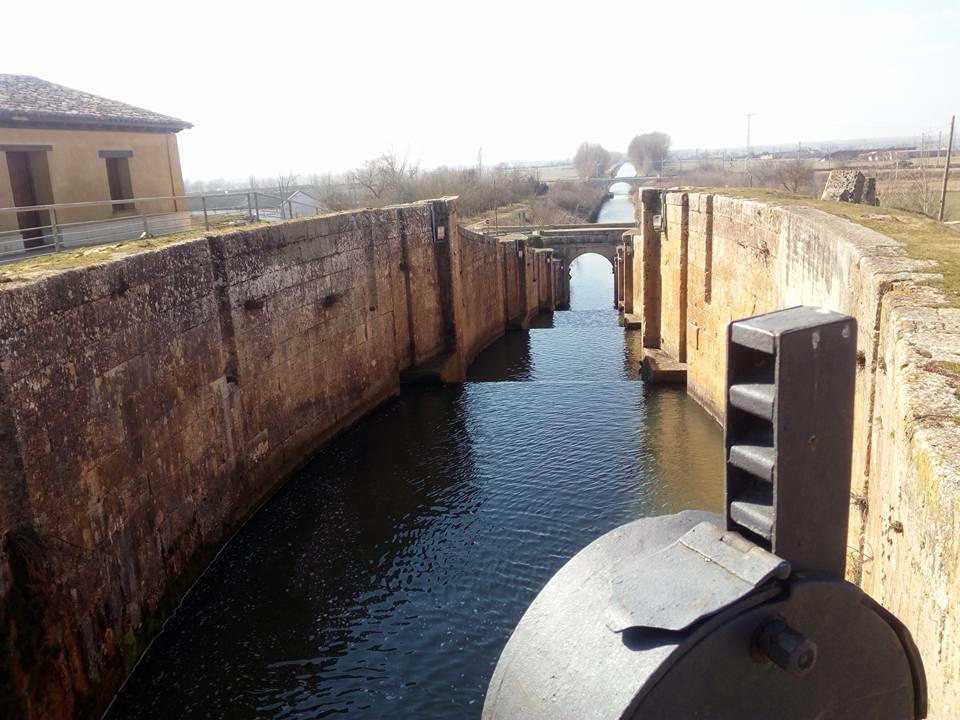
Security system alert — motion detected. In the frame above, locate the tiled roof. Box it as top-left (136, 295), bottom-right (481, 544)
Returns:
top-left (0, 75), bottom-right (192, 132)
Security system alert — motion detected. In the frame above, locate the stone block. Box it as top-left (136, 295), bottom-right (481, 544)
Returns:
top-left (821, 169), bottom-right (880, 205)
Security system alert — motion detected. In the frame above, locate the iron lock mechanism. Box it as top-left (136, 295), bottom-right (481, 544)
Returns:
top-left (482, 306), bottom-right (926, 720)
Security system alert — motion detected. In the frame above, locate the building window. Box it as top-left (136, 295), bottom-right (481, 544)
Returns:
top-left (100, 151), bottom-right (134, 211)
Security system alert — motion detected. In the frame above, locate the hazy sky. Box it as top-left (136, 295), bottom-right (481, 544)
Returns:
top-left (4, 0), bottom-right (956, 180)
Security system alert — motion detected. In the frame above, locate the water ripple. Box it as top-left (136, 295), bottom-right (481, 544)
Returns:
top-left (107, 270), bottom-right (722, 720)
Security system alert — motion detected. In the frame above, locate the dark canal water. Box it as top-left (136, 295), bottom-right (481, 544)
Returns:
top-left (107, 254), bottom-right (723, 719)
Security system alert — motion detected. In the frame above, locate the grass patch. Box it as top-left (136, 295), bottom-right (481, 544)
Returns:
top-left (461, 202), bottom-right (530, 228)
top-left (190, 213), bottom-right (249, 229)
top-left (945, 190), bottom-right (960, 222)
top-left (694, 187), bottom-right (960, 306)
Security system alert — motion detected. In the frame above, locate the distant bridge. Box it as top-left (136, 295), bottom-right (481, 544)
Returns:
top-left (476, 223), bottom-right (632, 264)
top-left (585, 175), bottom-right (657, 190)
top-left (476, 222), bottom-right (635, 311)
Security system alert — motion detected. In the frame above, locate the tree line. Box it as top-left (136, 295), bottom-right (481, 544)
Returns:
top-left (573, 132), bottom-right (673, 178)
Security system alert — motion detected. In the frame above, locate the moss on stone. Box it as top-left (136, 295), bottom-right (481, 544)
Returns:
top-left (120, 627), bottom-right (139, 670)
top-left (0, 220), bottom-right (275, 284)
top-left (933, 360), bottom-right (960, 378)
top-left (0, 200), bottom-right (430, 285)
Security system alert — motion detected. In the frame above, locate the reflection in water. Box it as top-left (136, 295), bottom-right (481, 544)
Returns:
top-left (642, 386), bottom-right (725, 513)
top-left (108, 251), bottom-right (723, 720)
top-left (597, 161), bottom-right (638, 224)
top-left (569, 253), bottom-right (613, 311)
top-left (527, 253), bottom-right (614, 330)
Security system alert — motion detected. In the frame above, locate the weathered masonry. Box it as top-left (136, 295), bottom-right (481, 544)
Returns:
top-left (623, 189), bottom-right (960, 718)
top-left (477, 223), bottom-right (631, 311)
top-left (0, 198), bottom-right (570, 719)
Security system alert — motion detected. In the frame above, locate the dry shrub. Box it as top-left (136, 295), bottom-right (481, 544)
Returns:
top-left (675, 160), bottom-right (817, 197)
top-left (546, 182), bottom-right (606, 218)
top-left (876, 167), bottom-right (943, 217)
top-left (335, 155), bottom-right (547, 220)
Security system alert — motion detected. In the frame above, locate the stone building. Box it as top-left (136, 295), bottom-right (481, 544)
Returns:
top-left (0, 75), bottom-right (191, 250)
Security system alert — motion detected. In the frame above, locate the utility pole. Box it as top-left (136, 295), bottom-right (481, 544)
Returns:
top-left (921, 132), bottom-right (927, 215)
top-left (938, 115), bottom-right (955, 222)
top-left (493, 169), bottom-right (499, 231)
top-left (745, 113), bottom-right (754, 185)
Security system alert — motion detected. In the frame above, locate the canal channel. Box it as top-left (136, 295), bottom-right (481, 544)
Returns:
top-left (107, 177), bottom-right (724, 719)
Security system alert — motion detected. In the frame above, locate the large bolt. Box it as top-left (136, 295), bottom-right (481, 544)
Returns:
top-left (754, 618), bottom-right (818, 676)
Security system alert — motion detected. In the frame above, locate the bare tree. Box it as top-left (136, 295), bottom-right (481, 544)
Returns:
top-left (276, 171), bottom-right (298, 196)
top-left (573, 142), bottom-right (611, 179)
top-left (350, 159), bottom-right (389, 200)
top-left (628, 132), bottom-right (671, 174)
top-left (316, 173), bottom-right (356, 211)
top-left (775, 158), bottom-right (814, 195)
top-left (748, 159), bottom-right (815, 196)
top-left (349, 152), bottom-right (419, 203)
top-left (879, 162), bottom-right (940, 217)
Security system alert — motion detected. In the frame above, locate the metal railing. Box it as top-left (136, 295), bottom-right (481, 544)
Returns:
top-left (0, 190), bottom-right (323, 264)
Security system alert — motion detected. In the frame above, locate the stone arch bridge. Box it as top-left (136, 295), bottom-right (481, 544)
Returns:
top-left (476, 223), bottom-right (634, 309)
top-left (584, 176), bottom-right (655, 191)
top-left (478, 223), bottom-right (631, 263)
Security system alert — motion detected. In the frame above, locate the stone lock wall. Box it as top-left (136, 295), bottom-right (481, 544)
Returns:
top-left (494, 237), bottom-right (540, 330)
top-left (631, 190), bottom-right (960, 717)
top-left (0, 198), bottom-right (559, 719)
top-left (660, 193), bottom-right (689, 363)
top-left (0, 239), bottom-right (228, 718)
top-left (455, 226), bottom-right (507, 368)
top-left (534, 249), bottom-right (557, 311)
top-left (553, 257), bottom-right (570, 310)
top-left (497, 238), bottom-right (522, 328)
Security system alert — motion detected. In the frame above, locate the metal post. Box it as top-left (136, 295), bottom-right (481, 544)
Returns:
top-left (142, 212), bottom-right (150, 237)
top-left (202, 195), bottom-right (209, 230)
top-left (493, 171), bottom-right (499, 231)
top-left (938, 115), bottom-right (955, 222)
top-left (254, 192), bottom-right (261, 222)
top-left (247, 192), bottom-right (253, 222)
top-left (50, 207), bottom-right (62, 251)
top-left (920, 133), bottom-right (927, 215)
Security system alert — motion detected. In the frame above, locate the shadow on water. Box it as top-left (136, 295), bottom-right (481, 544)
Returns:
top-left (108, 241), bottom-right (723, 719)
